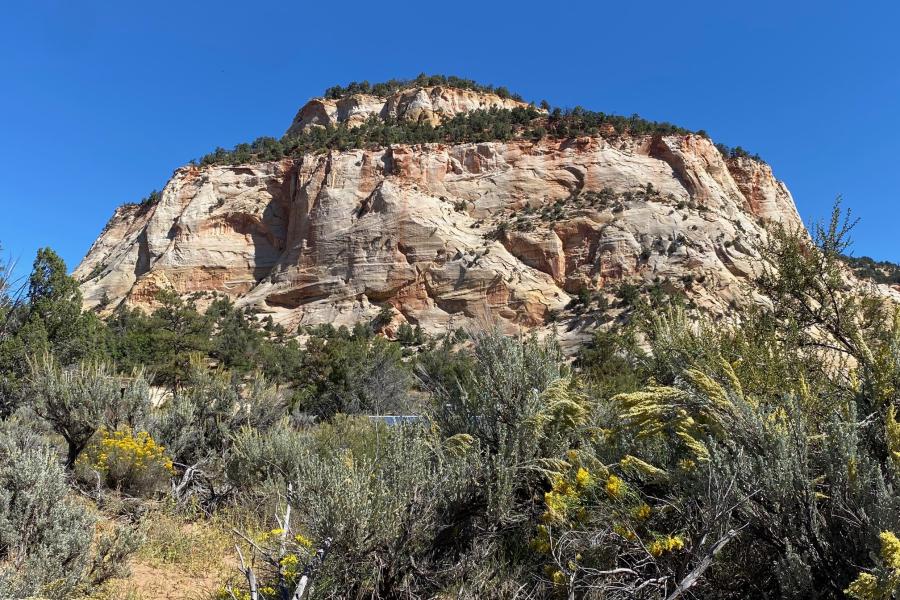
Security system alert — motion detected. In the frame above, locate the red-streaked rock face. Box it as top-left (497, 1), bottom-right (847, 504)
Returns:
top-left (76, 105), bottom-right (803, 336)
top-left (726, 156), bottom-right (802, 224)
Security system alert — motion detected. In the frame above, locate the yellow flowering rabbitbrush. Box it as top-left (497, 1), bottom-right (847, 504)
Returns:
top-left (647, 535), bottom-right (685, 558)
top-left (605, 474), bottom-right (624, 498)
top-left (845, 531), bottom-right (900, 599)
top-left (77, 427), bottom-right (174, 495)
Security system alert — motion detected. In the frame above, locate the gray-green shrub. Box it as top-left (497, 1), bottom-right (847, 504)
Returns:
top-left (26, 355), bottom-right (151, 466)
top-left (0, 421), bottom-right (137, 598)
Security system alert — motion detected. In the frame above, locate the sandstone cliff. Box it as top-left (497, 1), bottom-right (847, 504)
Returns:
top-left (286, 85), bottom-right (530, 134)
top-left (75, 87), bottom-right (804, 338)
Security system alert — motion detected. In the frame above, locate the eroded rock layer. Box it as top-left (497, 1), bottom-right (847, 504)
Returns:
top-left (286, 86), bottom-right (530, 134)
top-left (76, 92), bottom-right (803, 336)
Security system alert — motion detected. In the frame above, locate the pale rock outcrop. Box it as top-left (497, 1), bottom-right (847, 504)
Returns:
top-left (77, 91), bottom-right (804, 338)
top-left (286, 86), bottom-right (530, 135)
top-left (502, 230), bottom-right (566, 284)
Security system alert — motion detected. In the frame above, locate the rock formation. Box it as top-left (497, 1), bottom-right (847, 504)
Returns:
top-left (286, 85), bottom-right (529, 134)
top-left (75, 85), bottom-right (805, 338)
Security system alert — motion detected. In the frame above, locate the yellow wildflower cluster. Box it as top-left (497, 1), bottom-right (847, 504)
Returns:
top-left (77, 427), bottom-right (174, 494)
top-left (575, 467), bottom-right (592, 488)
top-left (256, 527), bottom-right (285, 543)
top-left (541, 564), bottom-right (568, 586)
top-left (633, 503), bottom-right (652, 521)
top-left (844, 531), bottom-right (900, 600)
top-left (531, 524), bottom-right (552, 554)
top-left (217, 586), bottom-right (281, 600)
top-left (543, 480), bottom-right (572, 524)
top-left (542, 461), bottom-right (596, 524)
top-left (251, 528), bottom-right (315, 586)
top-left (845, 573), bottom-right (882, 600)
top-left (880, 531), bottom-right (900, 571)
top-left (613, 522), bottom-right (636, 541)
top-left (217, 535), bottom-right (316, 600)
top-left (605, 474), bottom-right (624, 498)
top-left (280, 552), bottom-right (301, 584)
top-left (647, 535), bottom-right (685, 557)
top-left (217, 588), bottom-right (253, 600)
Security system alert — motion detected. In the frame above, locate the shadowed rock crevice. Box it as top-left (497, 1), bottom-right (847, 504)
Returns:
top-left (75, 90), bottom-right (803, 337)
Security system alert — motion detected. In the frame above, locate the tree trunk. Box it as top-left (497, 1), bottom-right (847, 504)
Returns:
top-left (65, 438), bottom-right (83, 469)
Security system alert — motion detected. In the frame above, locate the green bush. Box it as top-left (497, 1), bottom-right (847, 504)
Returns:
top-left (0, 422), bottom-right (137, 598)
top-left (194, 99), bottom-right (699, 168)
top-left (292, 332), bottom-right (413, 418)
top-left (26, 355), bottom-right (151, 467)
top-left (323, 73), bottom-right (525, 101)
top-left (76, 427), bottom-right (175, 497)
top-left (226, 418), bottom-right (478, 599)
top-left (153, 365), bottom-right (285, 469)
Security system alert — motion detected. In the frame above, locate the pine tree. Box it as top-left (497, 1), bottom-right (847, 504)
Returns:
top-left (148, 290), bottom-right (212, 389)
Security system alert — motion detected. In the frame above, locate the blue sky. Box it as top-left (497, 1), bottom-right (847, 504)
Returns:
top-left (2, 0), bottom-right (899, 282)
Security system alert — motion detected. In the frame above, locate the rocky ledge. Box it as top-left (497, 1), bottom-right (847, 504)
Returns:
top-left (76, 87), bottom-right (803, 339)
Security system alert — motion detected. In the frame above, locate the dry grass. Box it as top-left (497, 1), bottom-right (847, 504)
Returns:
top-left (84, 507), bottom-right (240, 600)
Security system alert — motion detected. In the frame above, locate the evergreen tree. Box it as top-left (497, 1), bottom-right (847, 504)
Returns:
top-left (295, 333), bottom-right (412, 418)
top-left (0, 249), bottom-right (102, 415)
top-left (208, 299), bottom-right (262, 372)
top-left (24, 248), bottom-right (102, 366)
top-left (104, 306), bottom-right (156, 372)
top-left (147, 290), bottom-right (212, 389)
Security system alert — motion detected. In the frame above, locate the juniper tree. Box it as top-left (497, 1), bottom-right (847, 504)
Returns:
top-left (147, 290), bottom-right (212, 389)
top-left (24, 247), bottom-right (103, 366)
top-left (294, 332), bottom-right (413, 418)
top-left (0, 248), bottom-right (104, 415)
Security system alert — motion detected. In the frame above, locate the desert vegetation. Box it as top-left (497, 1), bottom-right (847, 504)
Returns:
top-left (185, 75), bottom-right (710, 174)
top-left (843, 254), bottom-right (900, 286)
top-left (322, 73), bottom-right (524, 101)
top-left (0, 204), bottom-right (898, 598)
top-left (110, 77), bottom-right (765, 210)
top-left (193, 105), bottom-right (693, 169)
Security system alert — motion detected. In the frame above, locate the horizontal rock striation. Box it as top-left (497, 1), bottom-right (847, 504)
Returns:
top-left (286, 86), bottom-right (530, 135)
top-left (76, 90), bottom-right (803, 336)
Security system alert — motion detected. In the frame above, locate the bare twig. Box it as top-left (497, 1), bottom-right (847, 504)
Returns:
top-left (291, 537), bottom-right (333, 600)
top-left (665, 527), bottom-right (743, 600)
top-left (236, 545), bottom-right (260, 600)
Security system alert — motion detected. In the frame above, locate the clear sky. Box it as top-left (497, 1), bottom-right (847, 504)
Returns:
top-left (2, 0), bottom-right (898, 282)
